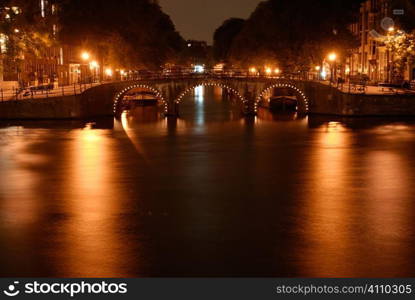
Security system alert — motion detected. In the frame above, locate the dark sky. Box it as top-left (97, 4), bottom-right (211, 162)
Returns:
top-left (159, 0), bottom-right (263, 44)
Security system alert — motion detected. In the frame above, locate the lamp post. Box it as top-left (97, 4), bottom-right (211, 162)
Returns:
top-left (81, 52), bottom-right (90, 61)
top-left (386, 27), bottom-right (395, 84)
top-left (81, 51), bottom-right (91, 84)
top-left (315, 66), bottom-right (321, 81)
top-left (328, 52), bottom-right (337, 85)
top-left (105, 68), bottom-right (113, 81)
top-left (89, 61), bottom-right (99, 83)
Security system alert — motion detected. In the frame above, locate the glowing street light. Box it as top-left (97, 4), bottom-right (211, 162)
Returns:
top-left (81, 51), bottom-right (90, 61)
top-left (327, 52), bottom-right (338, 84)
top-left (249, 67), bottom-right (257, 74)
top-left (89, 61), bottom-right (99, 69)
top-left (265, 67), bottom-right (272, 75)
top-left (274, 68), bottom-right (281, 74)
top-left (328, 52), bottom-right (337, 62)
top-left (315, 66), bottom-right (321, 71)
top-left (105, 68), bottom-right (113, 77)
top-left (194, 65), bottom-right (205, 73)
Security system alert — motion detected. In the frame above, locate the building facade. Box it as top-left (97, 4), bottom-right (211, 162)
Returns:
top-left (0, 0), bottom-right (87, 88)
top-left (349, 0), bottom-right (415, 84)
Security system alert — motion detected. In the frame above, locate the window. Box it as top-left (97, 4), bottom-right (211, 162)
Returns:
top-left (40, 0), bottom-right (47, 18)
top-left (0, 34), bottom-right (8, 53)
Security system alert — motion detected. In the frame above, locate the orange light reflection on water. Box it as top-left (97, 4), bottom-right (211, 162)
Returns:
top-left (55, 124), bottom-right (139, 277)
top-left (297, 122), bottom-right (415, 277)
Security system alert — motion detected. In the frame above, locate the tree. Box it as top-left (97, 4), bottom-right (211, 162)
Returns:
top-left (225, 0), bottom-right (361, 71)
top-left (58, 0), bottom-right (185, 69)
top-left (384, 29), bottom-right (415, 83)
top-left (213, 18), bottom-right (245, 62)
top-left (0, 0), bottom-right (54, 80)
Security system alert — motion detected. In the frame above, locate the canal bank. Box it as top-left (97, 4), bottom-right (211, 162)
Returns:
top-left (0, 83), bottom-right (116, 120)
top-left (0, 80), bottom-right (415, 119)
top-left (303, 81), bottom-right (415, 117)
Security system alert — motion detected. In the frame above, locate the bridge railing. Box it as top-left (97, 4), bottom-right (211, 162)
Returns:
top-left (117, 69), bottom-right (311, 82)
top-left (0, 81), bottom-right (105, 102)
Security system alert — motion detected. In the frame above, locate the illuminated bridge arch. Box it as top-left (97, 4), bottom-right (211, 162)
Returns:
top-left (174, 82), bottom-right (247, 105)
top-left (113, 84), bottom-right (166, 114)
top-left (256, 83), bottom-right (310, 113)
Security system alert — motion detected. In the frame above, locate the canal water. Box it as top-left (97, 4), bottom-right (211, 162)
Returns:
top-left (1, 86), bottom-right (415, 277)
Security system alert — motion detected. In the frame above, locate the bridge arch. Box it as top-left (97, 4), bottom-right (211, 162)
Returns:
top-left (113, 83), bottom-right (166, 115)
top-left (172, 82), bottom-right (249, 115)
top-left (256, 82), bottom-right (309, 113)
top-left (174, 82), bottom-right (247, 104)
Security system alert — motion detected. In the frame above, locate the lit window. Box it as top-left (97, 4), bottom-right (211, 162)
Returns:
top-left (0, 34), bottom-right (8, 54)
top-left (40, 0), bottom-right (46, 17)
top-left (11, 7), bottom-right (21, 14)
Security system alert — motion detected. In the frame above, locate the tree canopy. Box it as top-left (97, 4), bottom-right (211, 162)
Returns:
top-left (58, 0), bottom-right (185, 69)
top-left (216, 0), bottom-right (362, 71)
top-left (213, 18), bottom-right (245, 62)
top-left (0, 0), bottom-right (55, 79)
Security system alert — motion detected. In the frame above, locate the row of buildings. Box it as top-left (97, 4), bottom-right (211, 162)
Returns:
top-left (348, 0), bottom-right (415, 83)
top-left (0, 0), bottom-right (98, 90)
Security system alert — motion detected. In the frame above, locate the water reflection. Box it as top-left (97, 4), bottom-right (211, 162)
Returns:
top-left (297, 119), bottom-right (415, 277)
top-left (59, 125), bottom-right (126, 276)
top-left (298, 122), bottom-right (355, 276)
top-left (1, 87), bottom-right (415, 277)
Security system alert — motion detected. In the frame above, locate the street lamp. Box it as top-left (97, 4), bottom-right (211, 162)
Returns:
top-left (105, 68), bottom-right (113, 77)
top-left (327, 52), bottom-right (338, 84)
top-left (81, 51), bottom-right (90, 61)
top-left (79, 51), bottom-right (92, 84)
top-left (328, 53), bottom-right (337, 62)
top-left (90, 61), bottom-right (99, 69)
top-left (315, 66), bottom-right (321, 80)
top-left (386, 27), bottom-right (396, 83)
top-left (89, 61), bottom-right (99, 82)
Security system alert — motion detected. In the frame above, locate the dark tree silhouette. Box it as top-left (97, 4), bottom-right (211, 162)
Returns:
top-left (58, 0), bottom-right (185, 69)
top-left (213, 18), bottom-right (245, 62)
top-left (218, 0), bottom-right (363, 71)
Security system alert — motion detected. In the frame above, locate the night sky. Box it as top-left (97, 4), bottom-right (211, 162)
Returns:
top-left (159, 0), bottom-right (262, 44)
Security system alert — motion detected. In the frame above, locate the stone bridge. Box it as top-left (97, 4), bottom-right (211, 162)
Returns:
top-left (82, 77), bottom-right (313, 117)
top-left (2, 76), bottom-right (415, 120)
